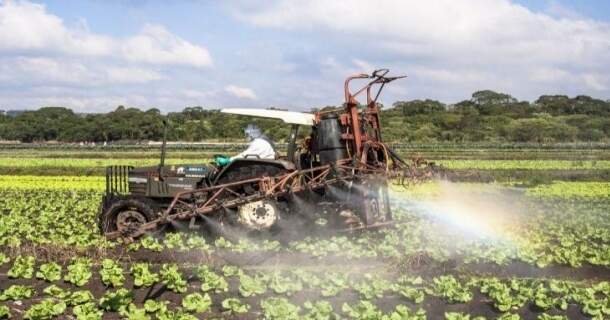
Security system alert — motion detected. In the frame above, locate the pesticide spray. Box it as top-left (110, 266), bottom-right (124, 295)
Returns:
top-left (383, 178), bottom-right (542, 267)
top-left (394, 180), bottom-right (526, 238)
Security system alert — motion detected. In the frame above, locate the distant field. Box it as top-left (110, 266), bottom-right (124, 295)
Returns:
top-left (0, 156), bottom-right (609, 182)
top-left (0, 157), bottom-right (609, 169)
top-left (1, 142), bottom-right (610, 161)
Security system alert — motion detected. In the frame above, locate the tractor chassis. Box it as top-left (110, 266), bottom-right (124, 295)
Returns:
top-left (105, 159), bottom-right (395, 241)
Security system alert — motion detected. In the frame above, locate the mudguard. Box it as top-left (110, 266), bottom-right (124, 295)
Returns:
top-left (212, 158), bottom-right (295, 185)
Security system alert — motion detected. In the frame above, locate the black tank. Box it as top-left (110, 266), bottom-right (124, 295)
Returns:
top-left (317, 114), bottom-right (348, 164)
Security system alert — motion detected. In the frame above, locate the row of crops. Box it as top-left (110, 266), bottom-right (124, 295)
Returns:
top-left (1, 254), bottom-right (608, 319)
top-left (0, 173), bottom-right (609, 319)
top-left (0, 179), bottom-right (609, 255)
top-left (1, 174), bottom-right (609, 196)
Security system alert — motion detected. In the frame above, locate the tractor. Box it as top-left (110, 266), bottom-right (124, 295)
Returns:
top-left (98, 69), bottom-right (432, 241)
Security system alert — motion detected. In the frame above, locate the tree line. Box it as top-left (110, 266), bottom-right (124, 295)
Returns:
top-left (1, 90), bottom-right (609, 143)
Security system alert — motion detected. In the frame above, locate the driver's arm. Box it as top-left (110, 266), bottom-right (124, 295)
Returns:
top-left (230, 140), bottom-right (261, 161)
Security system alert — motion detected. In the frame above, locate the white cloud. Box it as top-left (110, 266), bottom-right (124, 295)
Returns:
top-left (121, 24), bottom-right (212, 68)
top-left (529, 67), bottom-right (570, 83)
top-left (0, 0), bottom-right (114, 55)
top-left (582, 74), bottom-right (607, 91)
top-left (224, 85), bottom-right (258, 100)
top-left (0, 57), bottom-right (164, 85)
top-left (0, 87), bottom-right (221, 112)
top-left (231, 0), bottom-right (610, 101)
top-left (105, 66), bottom-right (165, 84)
top-left (0, 0), bottom-right (214, 111)
top-left (1, 0), bottom-right (608, 112)
top-left (351, 59), bottom-right (374, 74)
top-left (233, 0), bottom-right (610, 65)
top-left (0, 1), bottom-right (212, 68)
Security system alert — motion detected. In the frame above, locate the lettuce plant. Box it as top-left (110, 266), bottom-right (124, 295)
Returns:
top-left (99, 288), bottom-right (133, 313)
top-left (238, 274), bottom-right (267, 297)
top-left (42, 285), bottom-right (69, 299)
top-left (131, 263), bottom-right (159, 287)
top-left (0, 253), bottom-right (10, 265)
top-left (261, 297), bottom-right (301, 320)
top-left (100, 259), bottom-right (124, 287)
top-left (69, 290), bottom-right (95, 306)
top-left (0, 306), bottom-right (10, 319)
top-left (144, 300), bottom-right (169, 314)
top-left (342, 300), bottom-right (383, 320)
top-left (119, 303), bottom-right (150, 320)
top-left (303, 301), bottom-right (337, 320)
top-left (196, 266), bottom-right (228, 293)
top-left (383, 305), bottom-right (427, 320)
top-left (222, 298), bottom-right (250, 315)
top-left (24, 298), bottom-right (66, 320)
top-left (428, 275), bottom-right (473, 303)
top-left (8, 255), bottom-right (35, 279)
top-left (160, 264), bottom-right (187, 293)
top-left (268, 271), bottom-right (303, 296)
top-left (64, 258), bottom-right (92, 287)
top-left (141, 236), bottom-right (163, 252)
top-left (0, 285), bottom-right (35, 301)
top-left (73, 302), bottom-right (102, 320)
top-left (36, 262), bottom-right (62, 282)
top-left (182, 293), bottom-right (212, 313)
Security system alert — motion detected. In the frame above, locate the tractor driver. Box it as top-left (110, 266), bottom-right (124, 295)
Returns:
top-left (230, 124), bottom-right (276, 161)
top-left (231, 124), bottom-right (275, 161)
top-left (215, 124), bottom-right (276, 166)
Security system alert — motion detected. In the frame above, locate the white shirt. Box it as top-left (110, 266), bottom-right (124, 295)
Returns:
top-left (231, 138), bottom-right (276, 160)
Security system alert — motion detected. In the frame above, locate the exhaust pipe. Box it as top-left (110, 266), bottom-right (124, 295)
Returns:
top-left (158, 119), bottom-right (168, 179)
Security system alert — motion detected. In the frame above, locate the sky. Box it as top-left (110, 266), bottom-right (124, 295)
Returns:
top-left (0, 0), bottom-right (609, 112)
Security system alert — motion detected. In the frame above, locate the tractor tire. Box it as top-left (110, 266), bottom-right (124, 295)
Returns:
top-left (214, 162), bottom-right (290, 231)
top-left (98, 196), bottom-right (159, 235)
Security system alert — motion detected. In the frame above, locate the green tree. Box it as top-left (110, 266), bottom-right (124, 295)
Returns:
top-left (506, 117), bottom-right (578, 142)
top-left (472, 90), bottom-right (517, 106)
top-left (394, 100), bottom-right (445, 116)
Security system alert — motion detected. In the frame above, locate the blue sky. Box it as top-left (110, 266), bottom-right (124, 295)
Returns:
top-left (0, 0), bottom-right (609, 112)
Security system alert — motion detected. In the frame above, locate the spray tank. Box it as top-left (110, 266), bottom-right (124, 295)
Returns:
top-left (317, 113), bottom-right (348, 165)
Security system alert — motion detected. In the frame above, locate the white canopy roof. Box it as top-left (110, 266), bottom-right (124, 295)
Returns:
top-left (221, 108), bottom-right (315, 126)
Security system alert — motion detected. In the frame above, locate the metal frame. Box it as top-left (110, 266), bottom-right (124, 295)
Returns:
top-left (105, 165), bottom-right (132, 195)
top-left (105, 158), bottom-right (392, 240)
top-left (102, 69), bottom-right (438, 241)
top-left (341, 69), bottom-right (405, 159)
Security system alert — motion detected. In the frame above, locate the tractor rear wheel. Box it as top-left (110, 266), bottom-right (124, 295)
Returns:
top-left (214, 162), bottom-right (289, 231)
top-left (98, 197), bottom-right (158, 235)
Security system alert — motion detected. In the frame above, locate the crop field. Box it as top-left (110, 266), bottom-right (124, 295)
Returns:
top-left (0, 147), bottom-right (608, 319)
top-left (1, 158), bottom-right (609, 170)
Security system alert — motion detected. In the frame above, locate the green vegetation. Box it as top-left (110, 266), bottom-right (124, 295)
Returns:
top-left (1, 91), bottom-right (610, 143)
top-left (0, 150), bottom-right (608, 319)
top-left (438, 160), bottom-right (610, 170)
